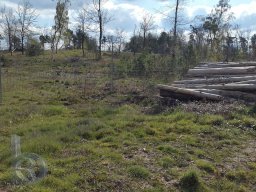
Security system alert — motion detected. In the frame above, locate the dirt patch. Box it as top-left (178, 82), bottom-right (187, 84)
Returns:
top-left (180, 100), bottom-right (245, 115)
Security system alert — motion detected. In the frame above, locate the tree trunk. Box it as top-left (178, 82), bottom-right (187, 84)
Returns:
top-left (8, 32), bottom-right (12, 56)
top-left (98, 0), bottom-right (102, 60)
top-left (172, 0), bottom-right (179, 59)
top-left (55, 37), bottom-right (59, 54)
top-left (0, 62), bottom-right (2, 104)
top-left (82, 41), bottom-right (85, 57)
top-left (82, 33), bottom-right (85, 57)
top-left (143, 31), bottom-right (146, 49)
top-left (21, 35), bottom-right (24, 55)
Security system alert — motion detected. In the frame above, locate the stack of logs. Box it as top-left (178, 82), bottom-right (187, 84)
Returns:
top-left (157, 62), bottom-right (256, 103)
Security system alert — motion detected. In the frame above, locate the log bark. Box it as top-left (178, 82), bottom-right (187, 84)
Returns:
top-left (234, 80), bottom-right (256, 84)
top-left (195, 89), bottom-right (256, 102)
top-left (188, 66), bottom-right (256, 76)
top-left (206, 84), bottom-right (256, 91)
top-left (174, 76), bottom-right (256, 84)
top-left (172, 83), bottom-right (256, 91)
top-left (197, 62), bottom-right (256, 68)
top-left (157, 84), bottom-right (223, 101)
top-left (185, 73), bottom-right (256, 78)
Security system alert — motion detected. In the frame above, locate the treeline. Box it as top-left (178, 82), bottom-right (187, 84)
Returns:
top-left (1, 0), bottom-right (256, 63)
top-left (0, 0), bottom-right (109, 59)
top-left (125, 0), bottom-right (256, 62)
top-left (39, 29), bottom-right (97, 51)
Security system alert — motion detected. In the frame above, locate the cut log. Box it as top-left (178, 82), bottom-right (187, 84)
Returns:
top-left (157, 84), bottom-right (223, 101)
top-left (185, 73), bottom-right (256, 78)
top-left (172, 84), bottom-right (211, 89)
top-left (159, 61), bottom-right (256, 103)
top-left (197, 62), bottom-right (256, 68)
top-left (206, 84), bottom-right (256, 91)
top-left (174, 76), bottom-right (256, 84)
top-left (172, 83), bottom-right (256, 92)
top-left (188, 66), bottom-right (256, 76)
top-left (234, 80), bottom-right (256, 84)
top-left (195, 89), bottom-right (256, 102)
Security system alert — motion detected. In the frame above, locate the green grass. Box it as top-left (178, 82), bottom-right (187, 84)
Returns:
top-left (195, 160), bottom-right (216, 174)
top-left (0, 51), bottom-right (256, 191)
top-left (128, 165), bottom-right (150, 179)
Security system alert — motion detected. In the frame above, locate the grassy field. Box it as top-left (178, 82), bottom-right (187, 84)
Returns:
top-left (0, 50), bottom-right (256, 192)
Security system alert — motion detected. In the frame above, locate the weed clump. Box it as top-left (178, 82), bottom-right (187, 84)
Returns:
top-left (160, 157), bottom-right (175, 169)
top-left (196, 160), bottom-right (216, 173)
top-left (128, 165), bottom-right (150, 179)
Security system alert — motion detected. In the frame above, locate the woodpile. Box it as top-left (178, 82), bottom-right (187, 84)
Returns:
top-left (157, 62), bottom-right (256, 103)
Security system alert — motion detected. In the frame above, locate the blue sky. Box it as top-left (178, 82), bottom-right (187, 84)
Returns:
top-left (1, 0), bottom-right (256, 36)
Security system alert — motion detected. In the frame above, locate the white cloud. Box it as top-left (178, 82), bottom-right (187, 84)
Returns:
top-left (231, 1), bottom-right (256, 19)
top-left (185, 5), bottom-right (212, 18)
top-left (0, 1), bottom-right (18, 9)
top-left (103, 1), bottom-right (147, 23)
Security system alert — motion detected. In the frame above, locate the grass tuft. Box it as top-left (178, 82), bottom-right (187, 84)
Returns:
top-left (128, 165), bottom-right (150, 179)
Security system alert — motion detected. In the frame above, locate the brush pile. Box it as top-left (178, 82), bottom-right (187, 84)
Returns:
top-left (157, 62), bottom-right (256, 103)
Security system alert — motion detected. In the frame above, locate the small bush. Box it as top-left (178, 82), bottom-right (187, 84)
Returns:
top-left (26, 38), bottom-right (43, 56)
top-left (179, 170), bottom-right (200, 192)
top-left (132, 54), bottom-right (146, 76)
top-left (128, 165), bottom-right (150, 179)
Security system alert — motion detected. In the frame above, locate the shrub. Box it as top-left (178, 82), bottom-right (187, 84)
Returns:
top-left (26, 38), bottom-right (43, 56)
top-left (132, 54), bottom-right (146, 76)
top-left (179, 170), bottom-right (201, 192)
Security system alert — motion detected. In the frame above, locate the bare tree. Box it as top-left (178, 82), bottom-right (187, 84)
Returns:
top-left (76, 8), bottom-right (89, 57)
top-left (157, 0), bottom-right (187, 58)
top-left (0, 7), bottom-right (17, 55)
top-left (173, 0), bottom-right (180, 58)
top-left (115, 29), bottom-right (125, 54)
top-left (17, 0), bottom-right (37, 55)
top-left (86, 0), bottom-right (112, 59)
top-left (140, 13), bottom-right (154, 50)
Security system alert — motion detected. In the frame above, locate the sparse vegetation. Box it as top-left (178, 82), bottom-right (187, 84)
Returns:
top-left (0, 50), bottom-right (256, 191)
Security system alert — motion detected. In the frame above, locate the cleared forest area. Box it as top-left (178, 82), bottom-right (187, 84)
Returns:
top-left (0, 0), bottom-right (256, 191)
top-left (0, 51), bottom-right (255, 192)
